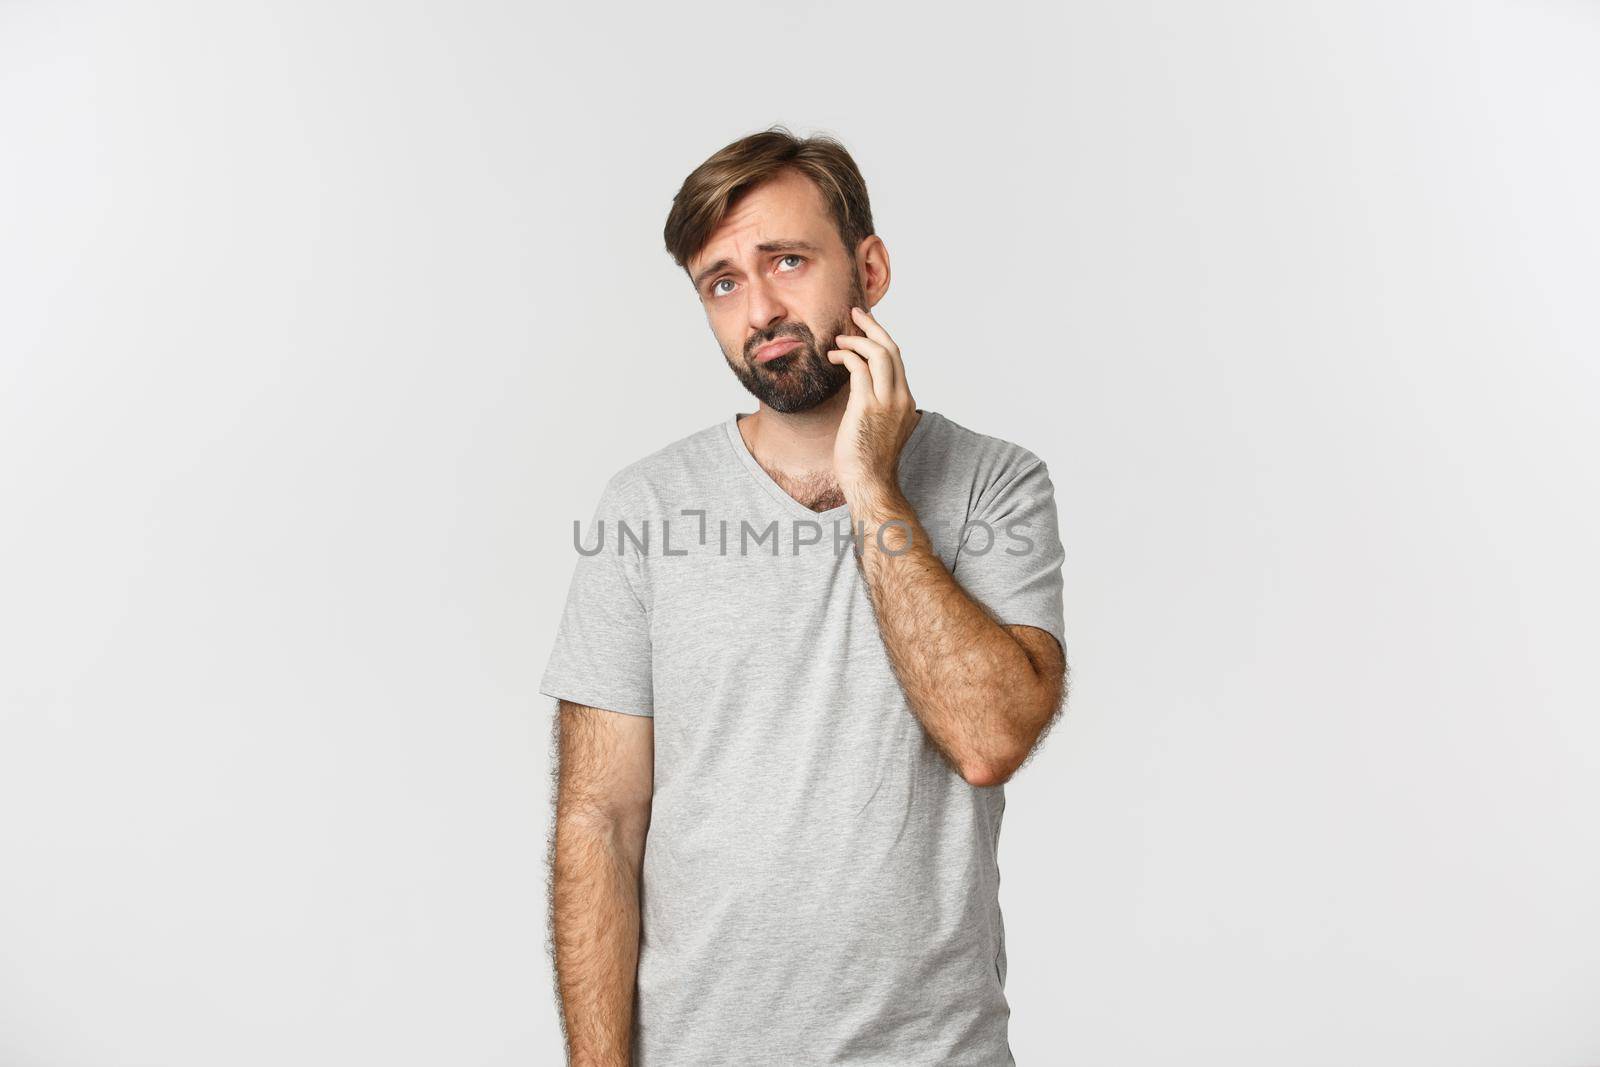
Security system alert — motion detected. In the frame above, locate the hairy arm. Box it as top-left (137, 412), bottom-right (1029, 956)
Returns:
top-left (826, 306), bottom-right (1068, 786)
top-left (550, 701), bottom-right (654, 1066)
top-left (852, 485), bottom-right (1068, 787)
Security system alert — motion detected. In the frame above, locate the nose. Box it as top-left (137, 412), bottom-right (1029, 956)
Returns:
top-left (745, 274), bottom-right (787, 338)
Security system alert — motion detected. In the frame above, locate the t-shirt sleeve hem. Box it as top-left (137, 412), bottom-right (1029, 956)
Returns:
top-left (538, 676), bottom-right (655, 718)
top-left (996, 615), bottom-right (1067, 657)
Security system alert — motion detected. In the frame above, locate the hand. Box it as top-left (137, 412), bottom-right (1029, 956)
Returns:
top-left (827, 305), bottom-right (919, 505)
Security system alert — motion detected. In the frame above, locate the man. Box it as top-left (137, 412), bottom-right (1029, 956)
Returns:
top-left (541, 127), bottom-right (1069, 1066)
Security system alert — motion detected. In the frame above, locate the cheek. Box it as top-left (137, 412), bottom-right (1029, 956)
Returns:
top-left (706, 298), bottom-right (741, 329)
top-left (703, 304), bottom-right (728, 337)
top-left (707, 317), bottom-right (741, 359)
top-left (713, 303), bottom-right (759, 346)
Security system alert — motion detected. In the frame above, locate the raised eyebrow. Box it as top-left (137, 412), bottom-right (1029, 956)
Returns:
top-left (694, 240), bottom-right (822, 290)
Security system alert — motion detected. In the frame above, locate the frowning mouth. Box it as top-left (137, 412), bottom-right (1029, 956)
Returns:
top-left (753, 338), bottom-right (803, 364)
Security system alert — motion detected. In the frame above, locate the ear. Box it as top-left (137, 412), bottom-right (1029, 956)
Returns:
top-left (856, 234), bottom-right (891, 306)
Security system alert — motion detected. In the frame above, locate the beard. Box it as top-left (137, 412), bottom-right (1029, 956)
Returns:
top-left (724, 276), bottom-right (865, 414)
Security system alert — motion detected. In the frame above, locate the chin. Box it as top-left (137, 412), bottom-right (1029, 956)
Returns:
top-left (769, 379), bottom-right (847, 414)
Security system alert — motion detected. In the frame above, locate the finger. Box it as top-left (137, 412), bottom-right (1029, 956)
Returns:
top-left (827, 347), bottom-right (874, 409)
top-left (850, 305), bottom-right (900, 357)
top-left (852, 306), bottom-right (911, 403)
top-left (833, 334), bottom-right (896, 405)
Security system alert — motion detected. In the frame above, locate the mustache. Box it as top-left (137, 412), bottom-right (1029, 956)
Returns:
top-left (745, 324), bottom-right (814, 359)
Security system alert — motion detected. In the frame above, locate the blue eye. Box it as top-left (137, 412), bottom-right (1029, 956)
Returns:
top-left (708, 255), bottom-right (804, 298)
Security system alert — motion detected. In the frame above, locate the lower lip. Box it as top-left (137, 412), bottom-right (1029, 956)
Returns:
top-left (754, 339), bottom-right (803, 363)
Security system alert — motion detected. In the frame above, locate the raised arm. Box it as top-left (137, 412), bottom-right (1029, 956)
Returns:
top-left (550, 700), bottom-right (654, 1066)
top-left (854, 495), bottom-right (1067, 787)
top-left (828, 305), bottom-right (1068, 788)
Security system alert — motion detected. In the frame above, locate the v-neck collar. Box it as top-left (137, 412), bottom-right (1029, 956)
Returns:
top-left (723, 409), bottom-right (935, 522)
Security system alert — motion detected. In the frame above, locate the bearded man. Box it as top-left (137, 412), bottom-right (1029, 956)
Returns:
top-left (543, 126), bottom-right (1069, 1066)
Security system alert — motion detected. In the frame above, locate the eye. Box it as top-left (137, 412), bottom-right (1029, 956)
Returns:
top-left (707, 255), bottom-right (805, 299)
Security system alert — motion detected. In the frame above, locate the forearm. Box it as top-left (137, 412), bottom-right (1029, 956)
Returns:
top-left (552, 811), bottom-right (647, 1066)
top-left (851, 485), bottom-right (1057, 784)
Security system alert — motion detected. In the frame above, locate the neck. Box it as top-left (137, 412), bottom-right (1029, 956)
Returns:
top-left (738, 390), bottom-right (851, 475)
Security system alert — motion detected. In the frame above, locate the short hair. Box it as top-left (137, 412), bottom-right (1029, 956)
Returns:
top-left (662, 125), bottom-right (875, 279)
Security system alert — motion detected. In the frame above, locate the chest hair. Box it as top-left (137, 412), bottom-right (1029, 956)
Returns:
top-left (764, 464), bottom-right (847, 513)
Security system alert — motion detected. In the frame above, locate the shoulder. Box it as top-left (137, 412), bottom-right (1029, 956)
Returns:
top-left (595, 417), bottom-right (730, 508)
top-left (907, 411), bottom-right (1058, 530)
top-left (916, 410), bottom-right (1050, 483)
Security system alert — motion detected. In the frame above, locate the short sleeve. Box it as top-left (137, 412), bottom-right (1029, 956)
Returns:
top-left (538, 478), bottom-right (654, 717)
top-left (951, 457), bottom-right (1067, 655)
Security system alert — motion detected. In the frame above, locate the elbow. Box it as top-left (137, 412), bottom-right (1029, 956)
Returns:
top-left (952, 686), bottom-right (1063, 787)
top-left (958, 750), bottom-right (1024, 789)
top-left (959, 762), bottom-right (1008, 788)
top-left (556, 801), bottom-right (652, 859)
top-left (956, 709), bottom-right (1051, 787)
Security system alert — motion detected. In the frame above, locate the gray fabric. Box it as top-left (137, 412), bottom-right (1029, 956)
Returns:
top-left (541, 409), bottom-right (1066, 1066)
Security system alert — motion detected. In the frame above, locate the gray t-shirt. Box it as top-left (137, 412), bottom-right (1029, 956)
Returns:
top-left (540, 409), bottom-right (1066, 1066)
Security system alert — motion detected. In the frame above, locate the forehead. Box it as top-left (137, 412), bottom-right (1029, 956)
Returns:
top-left (692, 170), bottom-right (834, 269)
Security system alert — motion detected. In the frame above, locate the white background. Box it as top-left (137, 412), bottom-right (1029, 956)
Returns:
top-left (2, 1), bottom-right (1597, 1064)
